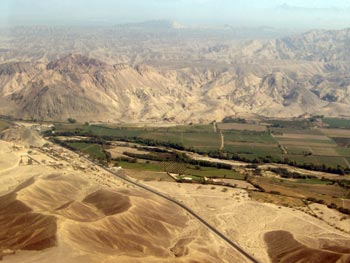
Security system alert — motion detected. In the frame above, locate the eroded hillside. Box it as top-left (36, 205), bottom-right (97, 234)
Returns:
top-left (0, 25), bottom-right (350, 122)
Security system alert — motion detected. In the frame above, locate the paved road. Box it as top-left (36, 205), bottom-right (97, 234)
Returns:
top-left (84, 157), bottom-right (261, 263)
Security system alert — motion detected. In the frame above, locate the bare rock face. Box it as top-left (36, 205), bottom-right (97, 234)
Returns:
top-left (1, 27), bottom-right (350, 122)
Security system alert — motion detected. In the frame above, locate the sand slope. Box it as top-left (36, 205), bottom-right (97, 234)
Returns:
top-left (0, 140), bottom-right (246, 263)
top-left (143, 181), bottom-right (350, 263)
top-left (264, 230), bottom-right (350, 263)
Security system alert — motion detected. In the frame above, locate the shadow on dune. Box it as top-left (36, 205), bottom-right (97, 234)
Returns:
top-left (0, 189), bottom-right (57, 259)
top-left (0, 174), bottom-right (203, 261)
top-left (264, 230), bottom-right (350, 263)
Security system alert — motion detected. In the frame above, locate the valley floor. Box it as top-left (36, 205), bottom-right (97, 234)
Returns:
top-left (1, 125), bottom-right (350, 263)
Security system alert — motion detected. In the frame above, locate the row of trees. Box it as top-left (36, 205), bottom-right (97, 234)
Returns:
top-left (123, 151), bottom-right (233, 170)
top-left (206, 150), bottom-right (349, 175)
top-left (268, 167), bottom-right (318, 180)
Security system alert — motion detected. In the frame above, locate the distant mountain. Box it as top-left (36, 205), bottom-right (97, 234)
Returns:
top-left (243, 28), bottom-right (350, 61)
top-left (1, 27), bottom-right (350, 122)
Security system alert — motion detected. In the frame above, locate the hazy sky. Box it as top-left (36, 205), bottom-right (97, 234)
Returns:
top-left (1, 0), bottom-right (350, 29)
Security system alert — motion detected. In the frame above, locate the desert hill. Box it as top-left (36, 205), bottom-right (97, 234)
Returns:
top-left (0, 25), bottom-right (350, 122)
top-left (0, 138), bottom-right (245, 262)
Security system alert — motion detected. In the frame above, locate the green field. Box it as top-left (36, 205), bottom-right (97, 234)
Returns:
top-left (276, 137), bottom-right (336, 145)
top-left (116, 160), bottom-right (243, 180)
top-left (285, 155), bottom-right (348, 168)
top-left (268, 119), bottom-right (312, 129)
top-left (336, 147), bottom-right (350, 157)
top-left (270, 127), bottom-right (323, 135)
top-left (140, 131), bottom-right (221, 150)
top-left (323, 118), bottom-right (350, 129)
top-left (294, 178), bottom-right (332, 185)
top-left (67, 142), bottom-right (106, 159)
top-left (284, 145), bottom-right (313, 155)
top-left (185, 166), bottom-right (244, 180)
top-left (116, 161), bottom-right (164, 172)
top-left (224, 130), bottom-right (276, 144)
top-left (51, 121), bottom-right (350, 213)
top-left (53, 121), bottom-right (350, 173)
top-left (224, 144), bottom-right (281, 158)
top-left (56, 124), bottom-right (220, 150)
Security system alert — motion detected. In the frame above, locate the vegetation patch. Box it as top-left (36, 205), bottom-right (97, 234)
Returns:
top-left (67, 142), bottom-right (107, 160)
top-left (223, 130), bottom-right (276, 144)
top-left (250, 176), bottom-right (348, 211)
top-left (323, 118), bottom-right (350, 129)
top-left (218, 123), bottom-right (266, 132)
top-left (115, 161), bottom-right (164, 172)
top-left (268, 119), bottom-right (312, 129)
top-left (49, 122), bottom-right (350, 174)
top-left (333, 138), bottom-right (350, 148)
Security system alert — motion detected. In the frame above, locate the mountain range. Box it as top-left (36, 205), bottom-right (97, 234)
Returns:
top-left (0, 24), bottom-right (349, 123)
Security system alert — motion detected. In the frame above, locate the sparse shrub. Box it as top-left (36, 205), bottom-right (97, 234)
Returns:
top-left (306, 197), bottom-right (317, 203)
top-left (338, 207), bottom-right (350, 215)
top-left (327, 203), bottom-right (338, 209)
top-left (67, 118), bottom-right (77, 124)
top-left (270, 191), bottom-right (281, 195)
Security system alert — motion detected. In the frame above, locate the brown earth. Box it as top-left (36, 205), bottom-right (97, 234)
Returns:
top-left (264, 230), bottom-right (350, 263)
top-left (143, 181), bottom-right (350, 263)
top-left (0, 190), bottom-right (57, 259)
top-left (0, 139), bottom-right (246, 263)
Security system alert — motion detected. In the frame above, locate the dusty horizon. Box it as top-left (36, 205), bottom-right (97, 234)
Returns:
top-left (1, 0), bottom-right (350, 30)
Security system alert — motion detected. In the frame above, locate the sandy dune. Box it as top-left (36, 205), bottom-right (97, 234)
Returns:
top-left (264, 230), bottom-right (350, 263)
top-left (143, 181), bottom-right (350, 263)
top-left (0, 140), bottom-right (246, 262)
top-left (2, 127), bottom-right (350, 263)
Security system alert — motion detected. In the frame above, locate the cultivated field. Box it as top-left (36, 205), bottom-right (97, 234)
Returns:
top-left (6, 122), bottom-right (349, 263)
top-left (67, 142), bottom-right (107, 159)
top-left (250, 176), bottom-right (348, 208)
top-left (320, 128), bottom-right (350, 138)
top-left (218, 123), bottom-right (267, 132)
top-left (53, 120), bottom-right (350, 171)
top-left (323, 118), bottom-right (350, 129)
